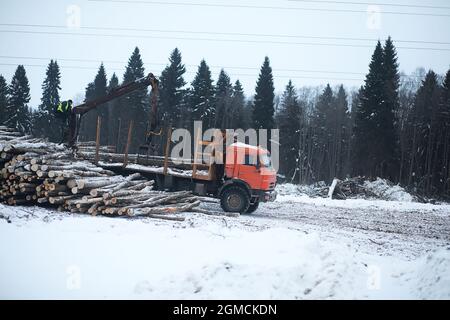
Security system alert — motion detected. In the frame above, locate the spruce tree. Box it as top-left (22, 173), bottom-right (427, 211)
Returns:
top-left (79, 82), bottom-right (95, 141)
top-left (214, 69), bottom-right (233, 129)
top-left (190, 59), bottom-right (214, 128)
top-left (159, 48), bottom-right (186, 126)
top-left (6, 65), bottom-right (31, 133)
top-left (0, 75), bottom-right (8, 124)
top-left (121, 47), bottom-right (147, 151)
top-left (353, 41), bottom-right (385, 178)
top-left (231, 80), bottom-right (248, 129)
top-left (334, 85), bottom-right (351, 178)
top-left (81, 64), bottom-right (108, 142)
top-left (439, 70), bottom-right (450, 196)
top-left (276, 80), bottom-right (301, 180)
top-left (311, 84), bottom-right (334, 182)
top-left (33, 60), bottom-right (61, 141)
top-left (107, 73), bottom-right (120, 145)
top-left (253, 56), bottom-right (275, 130)
top-left (407, 71), bottom-right (441, 195)
top-left (95, 64), bottom-right (109, 144)
top-left (381, 37), bottom-right (400, 180)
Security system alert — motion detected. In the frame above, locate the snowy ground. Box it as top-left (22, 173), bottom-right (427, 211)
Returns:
top-left (0, 186), bottom-right (449, 299)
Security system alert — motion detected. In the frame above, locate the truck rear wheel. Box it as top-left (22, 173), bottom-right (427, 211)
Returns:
top-left (246, 201), bottom-right (259, 214)
top-left (220, 186), bottom-right (250, 213)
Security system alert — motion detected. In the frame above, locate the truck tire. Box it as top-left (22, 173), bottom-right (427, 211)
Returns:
top-left (220, 186), bottom-right (250, 213)
top-left (246, 201), bottom-right (259, 214)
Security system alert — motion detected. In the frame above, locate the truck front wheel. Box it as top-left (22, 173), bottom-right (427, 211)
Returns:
top-left (220, 186), bottom-right (250, 213)
top-left (246, 201), bottom-right (259, 214)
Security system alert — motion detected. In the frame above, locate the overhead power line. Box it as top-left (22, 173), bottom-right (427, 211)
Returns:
top-left (1, 29), bottom-right (449, 52)
top-left (0, 55), bottom-right (366, 76)
top-left (87, 0), bottom-right (450, 17)
top-left (0, 62), bottom-right (364, 82)
top-left (1, 23), bottom-right (449, 46)
top-left (287, 0), bottom-right (450, 10)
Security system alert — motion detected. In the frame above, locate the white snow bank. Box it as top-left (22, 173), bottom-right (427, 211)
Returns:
top-left (0, 204), bottom-right (449, 299)
top-left (0, 211), bottom-right (388, 299)
top-left (274, 180), bottom-right (445, 212)
top-left (275, 183), bottom-right (322, 197)
top-left (277, 179), bottom-right (417, 202)
top-left (275, 193), bottom-right (449, 212)
top-left (364, 178), bottom-right (415, 202)
top-left (414, 249), bottom-right (450, 299)
top-left (135, 229), bottom-right (368, 299)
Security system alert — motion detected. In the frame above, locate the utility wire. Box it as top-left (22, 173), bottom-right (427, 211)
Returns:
top-left (87, 0), bottom-right (450, 17)
top-left (0, 62), bottom-right (365, 81)
top-left (1, 29), bottom-right (449, 52)
top-left (1, 23), bottom-right (449, 46)
top-left (0, 55), bottom-right (428, 79)
top-left (287, 0), bottom-right (450, 10)
top-left (0, 55), bottom-right (366, 76)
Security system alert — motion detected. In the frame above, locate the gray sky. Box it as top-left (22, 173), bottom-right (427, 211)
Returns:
top-left (0, 0), bottom-right (449, 108)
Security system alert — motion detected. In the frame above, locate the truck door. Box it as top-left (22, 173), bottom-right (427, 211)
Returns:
top-left (237, 153), bottom-right (262, 190)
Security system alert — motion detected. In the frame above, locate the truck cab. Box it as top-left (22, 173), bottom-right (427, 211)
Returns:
top-left (219, 142), bottom-right (277, 213)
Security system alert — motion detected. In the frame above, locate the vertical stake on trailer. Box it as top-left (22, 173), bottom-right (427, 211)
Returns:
top-left (123, 120), bottom-right (133, 167)
top-left (95, 116), bottom-right (101, 164)
top-left (192, 126), bottom-right (202, 178)
top-left (163, 126), bottom-right (172, 175)
top-left (115, 118), bottom-right (121, 153)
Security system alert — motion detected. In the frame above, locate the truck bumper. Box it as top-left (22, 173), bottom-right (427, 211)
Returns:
top-left (252, 190), bottom-right (277, 202)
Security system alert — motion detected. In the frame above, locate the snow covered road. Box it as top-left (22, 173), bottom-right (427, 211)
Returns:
top-left (0, 193), bottom-right (449, 299)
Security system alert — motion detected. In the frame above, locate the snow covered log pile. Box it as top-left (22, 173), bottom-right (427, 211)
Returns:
top-left (0, 126), bottom-right (201, 220)
top-left (328, 177), bottom-right (424, 202)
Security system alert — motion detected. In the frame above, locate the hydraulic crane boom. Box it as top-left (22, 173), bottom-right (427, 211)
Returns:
top-left (67, 73), bottom-right (159, 147)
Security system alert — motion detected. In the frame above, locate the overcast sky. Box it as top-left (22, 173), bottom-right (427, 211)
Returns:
top-left (0, 0), bottom-right (449, 108)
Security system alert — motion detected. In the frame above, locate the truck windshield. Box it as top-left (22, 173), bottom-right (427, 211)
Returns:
top-left (259, 153), bottom-right (272, 167)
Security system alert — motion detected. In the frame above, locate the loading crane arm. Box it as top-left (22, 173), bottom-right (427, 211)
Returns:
top-left (67, 73), bottom-right (159, 148)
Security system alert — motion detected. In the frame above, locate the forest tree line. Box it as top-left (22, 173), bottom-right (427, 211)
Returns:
top-left (0, 37), bottom-right (449, 198)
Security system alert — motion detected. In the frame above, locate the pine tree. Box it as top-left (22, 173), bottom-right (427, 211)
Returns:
top-left (231, 80), bottom-right (248, 129)
top-left (0, 75), bottom-right (8, 124)
top-left (353, 41), bottom-right (385, 178)
top-left (95, 64), bottom-right (109, 144)
top-left (406, 71), bottom-right (441, 195)
top-left (121, 47), bottom-right (147, 151)
top-left (381, 37), bottom-right (400, 180)
top-left (6, 65), bottom-right (31, 133)
top-left (33, 60), bottom-right (61, 141)
top-left (214, 69), bottom-right (233, 129)
top-left (253, 56), bottom-right (275, 130)
top-left (81, 64), bottom-right (108, 142)
top-left (333, 85), bottom-right (351, 178)
top-left (311, 84), bottom-right (334, 182)
top-left (190, 59), bottom-right (215, 128)
top-left (276, 80), bottom-right (301, 180)
top-left (159, 48), bottom-right (186, 127)
top-left (439, 70), bottom-right (450, 196)
top-left (107, 73), bottom-right (120, 146)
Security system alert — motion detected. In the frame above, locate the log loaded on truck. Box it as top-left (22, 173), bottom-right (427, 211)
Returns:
top-left (60, 73), bottom-right (277, 214)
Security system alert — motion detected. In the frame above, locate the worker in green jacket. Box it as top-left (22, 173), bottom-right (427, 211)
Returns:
top-left (55, 100), bottom-right (73, 143)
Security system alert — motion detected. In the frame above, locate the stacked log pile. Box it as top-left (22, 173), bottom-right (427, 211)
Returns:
top-left (0, 126), bottom-right (201, 220)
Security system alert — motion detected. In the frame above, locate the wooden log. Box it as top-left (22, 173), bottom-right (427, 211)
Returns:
top-left (192, 207), bottom-right (240, 218)
top-left (37, 197), bottom-right (48, 204)
top-left (88, 202), bottom-right (101, 215)
top-left (49, 195), bottom-right (76, 205)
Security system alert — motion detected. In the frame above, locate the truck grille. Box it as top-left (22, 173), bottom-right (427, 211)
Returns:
top-left (268, 182), bottom-right (275, 190)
